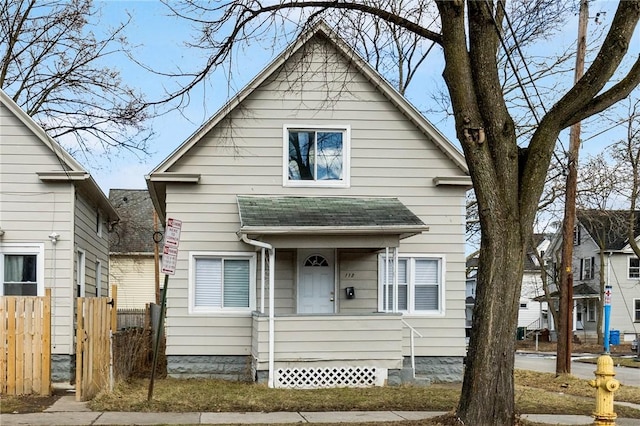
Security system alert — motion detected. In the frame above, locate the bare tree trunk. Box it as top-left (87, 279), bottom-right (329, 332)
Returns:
top-left (458, 208), bottom-right (525, 424)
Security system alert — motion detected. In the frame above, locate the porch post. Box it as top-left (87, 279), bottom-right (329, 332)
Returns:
top-left (260, 248), bottom-right (265, 314)
top-left (268, 248), bottom-right (276, 388)
top-left (384, 247), bottom-right (390, 311)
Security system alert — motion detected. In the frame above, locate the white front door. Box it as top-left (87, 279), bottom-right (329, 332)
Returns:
top-left (298, 249), bottom-right (335, 314)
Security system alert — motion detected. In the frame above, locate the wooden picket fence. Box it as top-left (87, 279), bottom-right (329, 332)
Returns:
top-left (75, 286), bottom-right (117, 401)
top-left (0, 289), bottom-right (52, 396)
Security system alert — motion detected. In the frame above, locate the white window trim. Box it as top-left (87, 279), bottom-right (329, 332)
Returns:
top-left (188, 251), bottom-right (256, 315)
top-left (634, 298), bottom-right (640, 322)
top-left (0, 243), bottom-right (45, 296)
top-left (377, 253), bottom-right (446, 317)
top-left (76, 248), bottom-right (86, 297)
top-left (95, 260), bottom-right (102, 297)
top-left (587, 299), bottom-right (596, 322)
top-left (282, 123), bottom-right (351, 188)
top-left (628, 257), bottom-right (640, 280)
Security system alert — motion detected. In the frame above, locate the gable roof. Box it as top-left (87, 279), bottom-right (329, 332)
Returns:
top-left (0, 89), bottom-right (118, 222)
top-left (237, 196), bottom-right (428, 237)
top-left (577, 210), bottom-right (640, 251)
top-left (109, 189), bottom-right (163, 253)
top-left (146, 21), bottom-right (470, 222)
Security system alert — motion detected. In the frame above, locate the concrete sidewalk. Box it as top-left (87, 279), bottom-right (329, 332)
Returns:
top-left (2, 395), bottom-right (640, 426)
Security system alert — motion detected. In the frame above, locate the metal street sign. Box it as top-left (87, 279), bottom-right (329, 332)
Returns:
top-left (161, 218), bottom-right (182, 275)
top-left (604, 285), bottom-right (612, 306)
top-left (164, 218), bottom-right (182, 247)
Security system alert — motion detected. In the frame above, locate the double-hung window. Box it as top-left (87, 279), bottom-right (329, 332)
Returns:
top-left (1, 244), bottom-right (44, 296)
top-left (379, 255), bottom-right (444, 314)
top-left (189, 252), bottom-right (255, 313)
top-left (629, 257), bottom-right (640, 279)
top-left (635, 299), bottom-right (640, 322)
top-left (580, 257), bottom-right (594, 280)
top-left (284, 125), bottom-right (350, 187)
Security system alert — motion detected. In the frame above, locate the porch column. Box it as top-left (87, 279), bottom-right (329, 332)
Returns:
top-left (260, 248), bottom-right (265, 314)
top-left (268, 247), bottom-right (275, 388)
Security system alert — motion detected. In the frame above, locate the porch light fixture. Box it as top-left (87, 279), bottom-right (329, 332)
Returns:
top-left (0, 226), bottom-right (4, 237)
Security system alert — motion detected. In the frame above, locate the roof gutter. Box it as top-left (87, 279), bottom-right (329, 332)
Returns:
top-left (239, 234), bottom-right (275, 389)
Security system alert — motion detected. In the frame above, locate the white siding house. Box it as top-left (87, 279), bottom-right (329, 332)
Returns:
top-left (0, 89), bottom-right (118, 381)
top-left (147, 23), bottom-right (471, 387)
top-left (545, 211), bottom-right (640, 344)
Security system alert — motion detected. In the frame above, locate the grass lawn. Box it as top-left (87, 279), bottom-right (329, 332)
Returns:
top-left (78, 371), bottom-right (640, 419)
top-left (3, 370), bottom-right (639, 425)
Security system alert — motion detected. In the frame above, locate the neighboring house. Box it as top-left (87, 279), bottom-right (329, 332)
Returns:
top-left (0, 89), bottom-right (118, 381)
top-left (146, 22), bottom-right (471, 388)
top-left (465, 235), bottom-right (551, 340)
top-left (109, 189), bottom-right (162, 309)
top-left (544, 210), bottom-right (640, 343)
top-left (518, 235), bottom-right (551, 331)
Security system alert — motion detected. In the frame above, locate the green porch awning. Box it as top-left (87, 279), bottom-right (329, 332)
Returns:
top-left (237, 195), bottom-right (429, 238)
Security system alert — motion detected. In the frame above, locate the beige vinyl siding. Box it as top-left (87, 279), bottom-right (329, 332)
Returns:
top-left (161, 36), bottom-right (467, 358)
top-left (252, 314), bottom-right (403, 370)
top-left (74, 192), bottom-right (110, 297)
top-left (338, 251), bottom-right (379, 314)
top-left (0, 101), bottom-right (76, 354)
top-left (109, 255), bottom-right (157, 309)
top-left (167, 314), bottom-right (253, 356)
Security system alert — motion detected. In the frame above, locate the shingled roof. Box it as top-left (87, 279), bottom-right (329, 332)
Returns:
top-left (109, 189), bottom-right (163, 253)
top-left (578, 210), bottom-right (640, 250)
top-left (237, 196), bottom-right (428, 234)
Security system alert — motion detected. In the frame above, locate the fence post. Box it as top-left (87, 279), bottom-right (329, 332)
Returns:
top-left (42, 289), bottom-right (52, 395)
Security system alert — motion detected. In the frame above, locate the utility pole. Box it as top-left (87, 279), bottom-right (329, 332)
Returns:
top-left (557, 0), bottom-right (588, 375)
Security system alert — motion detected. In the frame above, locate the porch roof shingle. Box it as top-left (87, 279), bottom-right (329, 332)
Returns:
top-left (237, 196), bottom-right (428, 235)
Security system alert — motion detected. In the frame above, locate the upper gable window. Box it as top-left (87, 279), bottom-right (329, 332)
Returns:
top-left (284, 125), bottom-right (350, 187)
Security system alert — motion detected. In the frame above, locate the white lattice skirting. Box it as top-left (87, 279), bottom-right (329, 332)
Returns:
top-left (275, 366), bottom-right (387, 389)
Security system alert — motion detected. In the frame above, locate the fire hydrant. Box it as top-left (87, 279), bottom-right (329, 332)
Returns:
top-left (589, 354), bottom-right (620, 425)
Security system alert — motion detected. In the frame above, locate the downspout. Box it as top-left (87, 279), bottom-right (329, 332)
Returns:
top-left (239, 234), bottom-right (275, 387)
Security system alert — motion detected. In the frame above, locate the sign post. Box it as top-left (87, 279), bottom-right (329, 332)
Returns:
top-left (603, 284), bottom-right (612, 354)
top-left (148, 218), bottom-right (182, 401)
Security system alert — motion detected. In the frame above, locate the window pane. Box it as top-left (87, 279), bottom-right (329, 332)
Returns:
top-left (316, 132), bottom-right (343, 180)
top-left (415, 259), bottom-right (440, 311)
top-left (4, 283), bottom-right (37, 296)
top-left (4, 255), bottom-right (37, 282)
top-left (223, 259), bottom-right (250, 308)
top-left (383, 259), bottom-right (408, 311)
top-left (288, 131), bottom-right (315, 180)
top-left (630, 258), bottom-right (640, 278)
top-left (195, 258), bottom-right (222, 307)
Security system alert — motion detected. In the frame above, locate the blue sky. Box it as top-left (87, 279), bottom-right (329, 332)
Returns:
top-left (89, 0), bottom-right (639, 194)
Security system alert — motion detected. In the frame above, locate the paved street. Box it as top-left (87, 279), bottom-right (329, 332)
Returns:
top-left (515, 352), bottom-right (640, 387)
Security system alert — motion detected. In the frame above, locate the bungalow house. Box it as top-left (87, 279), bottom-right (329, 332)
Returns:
top-left (146, 22), bottom-right (471, 388)
top-left (109, 189), bottom-right (162, 311)
top-left (544, 210), bottom-right (640, 344)
top-left (0, 89), bottom-right (118, 381)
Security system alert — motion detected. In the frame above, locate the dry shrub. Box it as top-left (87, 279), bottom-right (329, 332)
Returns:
top-left (113, 328), bottom-right (166, 381)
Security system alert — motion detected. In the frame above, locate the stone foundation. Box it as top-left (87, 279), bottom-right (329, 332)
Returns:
top-left (408, 356), bottom-right (464, 383)
top-left (166, 355), bottom-right (252, 381)
top-left (51, 354), bottom-right (74, 383)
